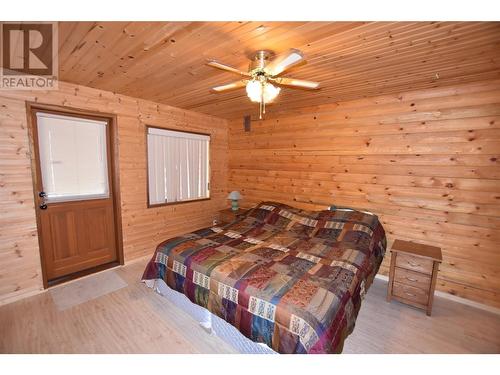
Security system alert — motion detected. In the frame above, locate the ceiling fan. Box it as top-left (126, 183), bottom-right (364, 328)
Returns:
top-left (207, 49), bottom-right (320, 119)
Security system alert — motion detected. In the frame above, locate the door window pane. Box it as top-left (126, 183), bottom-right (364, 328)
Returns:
top-left (36, 112), bottom-right (109, 202)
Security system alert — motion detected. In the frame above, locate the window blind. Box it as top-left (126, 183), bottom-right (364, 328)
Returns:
top-left (36, 112), bottom-right (109, 202)
top-left (147, 127), bottom-right (210, 205)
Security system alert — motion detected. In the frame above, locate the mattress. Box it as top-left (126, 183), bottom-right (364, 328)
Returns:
top-left (142, 201), bottom-right (386, 354)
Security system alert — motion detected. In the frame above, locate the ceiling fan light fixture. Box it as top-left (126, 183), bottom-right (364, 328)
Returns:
top-left (245, 80), bottom-right (261, 102)
top-left (264, 82), bottom-right (281, 103)
top-left (246, 80), bottom-right (281, 103)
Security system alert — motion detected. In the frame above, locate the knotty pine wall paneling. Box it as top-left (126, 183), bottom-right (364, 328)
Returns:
top-left (228, 79), bottom-right (500, 309)
top-left (0, 81), bottom-right (228, 304)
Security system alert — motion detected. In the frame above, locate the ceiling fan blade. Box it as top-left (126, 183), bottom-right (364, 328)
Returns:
top-left (207, 60), bottom-right (250, 76)
top-left (273, 77), bottom-right (320, 89)
top-left (211, 80), bottom-right (247, 92)
top-left (265, 49), bottom-right (304, 76)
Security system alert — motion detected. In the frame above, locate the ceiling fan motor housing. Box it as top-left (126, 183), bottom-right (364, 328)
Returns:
top-left (249, 50), bottom-right (274, 74)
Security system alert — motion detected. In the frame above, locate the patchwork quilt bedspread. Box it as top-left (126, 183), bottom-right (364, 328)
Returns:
top-left (142, 201), bottom-right (386, 354)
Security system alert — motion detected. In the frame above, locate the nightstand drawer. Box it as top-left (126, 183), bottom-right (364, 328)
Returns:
top-left (394, 267), bottom-right (431, 290)
top-left (396, 253), bottom-right (434, 274)
top-left (393, 282), bottom-right (429, 305)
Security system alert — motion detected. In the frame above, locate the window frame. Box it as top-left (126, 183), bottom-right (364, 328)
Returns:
top-left (145, 125), bottom-right (211, 208)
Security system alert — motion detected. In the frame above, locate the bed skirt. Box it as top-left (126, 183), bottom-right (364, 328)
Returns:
top-left (144, 278), bottom-right (276, 354)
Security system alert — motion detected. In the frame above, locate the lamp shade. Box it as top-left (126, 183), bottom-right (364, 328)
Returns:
top-left (227, 191), bottom-right (242, 200)
top-left (245, 80), bottom-right (262, 103)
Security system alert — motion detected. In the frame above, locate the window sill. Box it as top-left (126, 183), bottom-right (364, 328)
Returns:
top-left (147, 197), bottom-right (211, 208)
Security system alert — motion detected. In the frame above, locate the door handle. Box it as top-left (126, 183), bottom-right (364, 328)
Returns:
top-left (39, 191), bottom-right (47, 198)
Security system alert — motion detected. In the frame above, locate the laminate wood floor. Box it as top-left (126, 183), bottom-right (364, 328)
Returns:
top-left (1, 257), bottom-right (499, 354)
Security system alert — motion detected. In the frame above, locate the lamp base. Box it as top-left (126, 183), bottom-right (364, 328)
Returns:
top-left (231, 200), bottom-right (239, 211)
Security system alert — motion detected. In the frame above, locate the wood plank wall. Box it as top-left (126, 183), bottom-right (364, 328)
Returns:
top-left (228, 79), bottom-right (500, 309)
top-left (0, 81), bottom-right (228, 305)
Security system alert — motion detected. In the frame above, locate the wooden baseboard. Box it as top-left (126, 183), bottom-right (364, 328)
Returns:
top-left (375, 274), bottom-right (500, 316)
top-left (0, 287), bottom-right (45, 307)
top-left (124, 254), bottom-right (152, 265)
top-left (0, 256), bottom-right (151, 307)
top-left (1, 262), bottom-right (123, 306)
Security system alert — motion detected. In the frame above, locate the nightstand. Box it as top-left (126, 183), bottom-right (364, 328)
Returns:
top-left (218, 208), bottom-right (249, 225)
top-left (387, 239), bottom-right (442, 316)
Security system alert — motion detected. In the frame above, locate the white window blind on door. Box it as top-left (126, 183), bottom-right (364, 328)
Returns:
top-left (36, 112), bottom-right (109, 202)
top-left (147, 127), bottom-right (210, 205)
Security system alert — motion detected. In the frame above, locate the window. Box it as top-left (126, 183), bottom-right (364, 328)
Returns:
top-left (147, 126), bottom-right (210, 206)
top-left (36, 112), bottom-right (109, 202)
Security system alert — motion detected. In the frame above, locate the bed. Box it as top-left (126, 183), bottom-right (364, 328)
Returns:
top-left (142, 201), bottom-right (386, 354)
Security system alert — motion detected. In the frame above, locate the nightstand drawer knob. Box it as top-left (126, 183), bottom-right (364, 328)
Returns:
top-left (408, 262), bottom-right (420, 267)
top-left (406, 276), bottom-right (418, 282)
top-left (404, 292), bottom-right (416, 297)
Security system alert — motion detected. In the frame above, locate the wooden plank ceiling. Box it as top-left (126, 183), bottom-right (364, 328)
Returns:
top-left (58, 22), bottom-right (500, 119)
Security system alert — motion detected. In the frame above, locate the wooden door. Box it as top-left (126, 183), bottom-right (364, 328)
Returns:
top-left (30, 107), bottom-right (120, 283)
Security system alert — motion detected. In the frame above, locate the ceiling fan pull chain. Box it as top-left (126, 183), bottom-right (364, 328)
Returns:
top-left (259, 81), bottom-right (266, 120)
top-left (263, 80), bottom-right (267, 115)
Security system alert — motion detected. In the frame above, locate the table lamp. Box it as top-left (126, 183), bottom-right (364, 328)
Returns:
top-left (227, 191), bottom-right (242, 211)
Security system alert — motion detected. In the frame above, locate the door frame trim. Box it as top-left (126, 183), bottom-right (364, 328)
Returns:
top-left (25, 102), bottom-right (124, 288)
